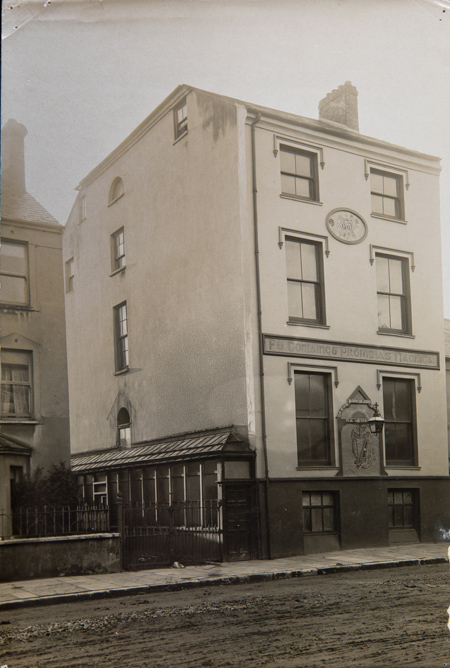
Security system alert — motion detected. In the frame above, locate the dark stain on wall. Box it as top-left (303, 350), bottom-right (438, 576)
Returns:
top-left (197, 92), bottom-right (237, 143)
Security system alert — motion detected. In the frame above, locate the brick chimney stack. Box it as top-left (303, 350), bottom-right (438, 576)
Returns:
top-left (318, 81), bottom-right (359, 132)
top-left (1, 119), bottom-right (28, 194)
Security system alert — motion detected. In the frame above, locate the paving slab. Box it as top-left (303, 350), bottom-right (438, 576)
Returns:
top-left (0, 542), bottom-right (448, 610)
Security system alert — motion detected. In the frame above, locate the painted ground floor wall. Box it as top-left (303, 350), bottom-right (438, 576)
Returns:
top-left (261, 334), bottom-right (448, 480)
top-left (259, 477), bottom-right (450, 560)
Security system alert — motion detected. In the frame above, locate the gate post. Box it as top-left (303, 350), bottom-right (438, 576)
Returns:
top-left (117, 491), bottom-right (124, 571)
top-left (168, 505), bottom-right (175, 565)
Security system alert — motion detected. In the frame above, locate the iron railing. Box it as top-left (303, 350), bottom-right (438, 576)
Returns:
top-left (1, 505), bottom-right (111, 539)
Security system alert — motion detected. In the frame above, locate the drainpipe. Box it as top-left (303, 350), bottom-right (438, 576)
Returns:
top-left (250, 111), bottom-right (272, 560)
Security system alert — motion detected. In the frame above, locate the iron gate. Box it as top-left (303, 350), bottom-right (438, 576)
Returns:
top-left (121, 500), bottom-right (223, 569)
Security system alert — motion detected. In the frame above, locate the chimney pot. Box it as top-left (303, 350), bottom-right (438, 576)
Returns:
top-left (1, 119), bottom-right (28, 195)
top-left (318, 81), bottom-right (359, 132)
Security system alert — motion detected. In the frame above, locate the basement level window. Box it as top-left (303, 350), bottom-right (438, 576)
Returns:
top-left (302, 491), bottom-right (338, 533)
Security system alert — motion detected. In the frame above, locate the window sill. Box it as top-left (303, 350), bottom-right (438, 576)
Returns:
top-left (371, 213), bottom-right (407, 225)
top-left (110, 266), bottom-right (126, 277)
top-left (0, 304), bottom-right (34, 311)
top-left (114, 367), bottom-right (129, 376)
top-left (385, 466), bottom-right (421, 470)
top-left (173, 131), bottom-right (188, 146)
top-left (108, 193), bottom-right (124, 207)
top-left (287, 320), bottom-right (330, 329)
top-left (377, 330), bottom-right (414, 339)
top-left (296, 466), bottom-right (339, 471)
top-left (0, 419), bottom-right (39, 424)
top-left (280, 194), bottom-right (322, 206)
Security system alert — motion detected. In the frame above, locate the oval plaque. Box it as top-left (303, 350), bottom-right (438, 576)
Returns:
top-left (326, 208), bottom-right (368, 245)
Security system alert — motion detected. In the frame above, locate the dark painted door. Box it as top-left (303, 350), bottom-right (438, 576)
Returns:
top-left (223, 483), bottom-right (256, 561)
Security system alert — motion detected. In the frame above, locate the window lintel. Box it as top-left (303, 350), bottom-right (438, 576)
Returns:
top-left (278, 227), bottom-right (330, 256)
top-left (370, 245), bottom-right (415, 272)
top-left (365, 160), bottom-right (410, 189)
top-left (288, 363), bottom-right (338, 387)
top-left (274, 135), bottom-right (325, 169)
top-left (377, 370), bottom-right (421, 393)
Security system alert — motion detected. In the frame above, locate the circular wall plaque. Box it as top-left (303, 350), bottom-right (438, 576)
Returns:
top-left (326, 208), bottom-right (368, 245)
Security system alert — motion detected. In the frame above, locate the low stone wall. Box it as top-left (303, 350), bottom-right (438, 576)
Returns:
top-left (0, 533), bottom-right (121, 582)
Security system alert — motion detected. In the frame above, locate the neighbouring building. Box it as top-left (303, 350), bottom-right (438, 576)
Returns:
top-left (0, 119), bottom-right (70, 537)
top-left (445, 319), bottom-right (450, 463)
top-left (65, 83), bottom-right (450, 562)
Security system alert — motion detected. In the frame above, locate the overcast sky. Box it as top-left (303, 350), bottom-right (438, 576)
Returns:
top-left (2, 0), bottom-right (450, 315)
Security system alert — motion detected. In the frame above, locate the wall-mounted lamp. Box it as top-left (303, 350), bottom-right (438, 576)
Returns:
top-left (367, 403), bottom-right (385, 435)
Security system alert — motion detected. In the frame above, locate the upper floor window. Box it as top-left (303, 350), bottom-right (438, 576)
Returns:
top-left (117, 407), bottom-right (131, 448)
top-left (80, 195), bottom-right (86, 222)
top-left (295, 371), bottom-right (334, 467)
top-left (370, 169), bottom-right (404, 220)
top-left (114, 301), bottom-right (129, 372)
top-left (286, 237), bottom-right (325, 325)
top-left (383, 378), bottom-right (416, 466)
top-left (65, 257), bottom-right (74, 293)
top-left (280, 145), bottom-right (319, 202)
top-left (0, 240), bottom-right (29, 307)
top-left (1, 349), bottom-right (32, 419)
top-left (376, 254), bottom-right (411, 334)
top-left (111, 228), bottom-right (125, 272)
top-left (174, 99), bottom-right (188, 140)
top-left (108, 177), bottom-right (124, 205)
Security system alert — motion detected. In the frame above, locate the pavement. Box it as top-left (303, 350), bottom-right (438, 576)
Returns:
top-left (0, 543), bottom-right (448, 611)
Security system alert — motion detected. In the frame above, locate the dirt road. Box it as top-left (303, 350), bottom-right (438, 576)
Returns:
top-left (1, 563), bottom-right (450, 667)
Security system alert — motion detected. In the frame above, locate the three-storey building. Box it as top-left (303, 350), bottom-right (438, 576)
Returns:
top-left (65, 83), bottom-right (449, 560)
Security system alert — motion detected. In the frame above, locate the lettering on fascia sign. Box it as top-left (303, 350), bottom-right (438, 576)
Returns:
top-left (263, 336), bottom-right (439, 370)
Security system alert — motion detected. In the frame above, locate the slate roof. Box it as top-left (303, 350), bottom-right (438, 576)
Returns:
top-left (1, 192), bottom-right (60, 227)
top-left (445, 319), bottom-right (450, 358)
top-left (71, 430), bottom-right (253, 473)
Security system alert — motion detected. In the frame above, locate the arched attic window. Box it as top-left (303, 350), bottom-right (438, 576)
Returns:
top-left (117, 407), bottom-right (131, 448)
top-left (108, 177), bottom-right (124, 205)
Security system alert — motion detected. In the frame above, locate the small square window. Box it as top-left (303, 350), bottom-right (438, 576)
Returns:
top-left (65, 257), bottom-right (74, 293)
top-left (370, 169), bottom-right (404, 220)
top-left (280, 145), bottom-right (319, 202)
top-left (388, 489), bottom-right (418, 528)
top-left (174, 99), bottom-right (188, 140)
top-left (111, 228), bottom-right (125, 272)
top-left (302, 491), bottom-right (338, 533)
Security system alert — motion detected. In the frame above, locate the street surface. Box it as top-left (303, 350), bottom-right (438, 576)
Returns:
top-left (1, 563), bottom-right (449, 667)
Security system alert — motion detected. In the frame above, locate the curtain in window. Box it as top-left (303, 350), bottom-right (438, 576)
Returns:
top-left (1, 364), bottom-right (30, 417)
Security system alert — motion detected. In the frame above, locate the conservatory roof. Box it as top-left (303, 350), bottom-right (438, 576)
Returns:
top-left (71, 430), bottom-right (253, 474)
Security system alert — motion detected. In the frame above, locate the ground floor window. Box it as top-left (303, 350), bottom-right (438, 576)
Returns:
top-left (302, 491), bottom-right (338, 533)
top-left (388, 489), bottom-right (417, 529)
top-left (383, 377), bottom-right (416, 465)
top-left (295, 371), bottom-right (334, 467)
